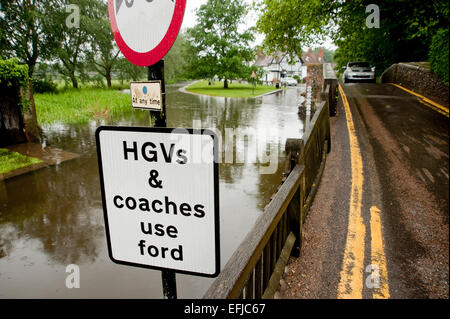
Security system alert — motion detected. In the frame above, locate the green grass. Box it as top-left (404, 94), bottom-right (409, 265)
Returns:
top-left (0, 148), bottom-right (43, 174)
top-left (52, 79), bottom-right (138, 91)
top-left (35, 88), bottom-right (131, 125)
top-left (185, 80), bottom-right (279, 98)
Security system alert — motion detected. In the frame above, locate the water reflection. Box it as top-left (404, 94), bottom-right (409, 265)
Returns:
top-left (0, 84), bottom-right (304, 298)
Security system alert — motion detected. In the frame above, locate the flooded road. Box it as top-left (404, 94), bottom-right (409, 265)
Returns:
top-left (0, 84), bottom-right (305, 298)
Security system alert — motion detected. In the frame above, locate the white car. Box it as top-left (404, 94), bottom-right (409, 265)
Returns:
top-left (281, 77), bottom-right (298, 86)
top-left (343, 62), bottom-right (376, 83)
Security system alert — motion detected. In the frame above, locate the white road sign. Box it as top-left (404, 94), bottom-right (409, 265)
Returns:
top-left (96, 126), bottom-right (220, 277)
top-left (130, 81), bottom-right (162, 111)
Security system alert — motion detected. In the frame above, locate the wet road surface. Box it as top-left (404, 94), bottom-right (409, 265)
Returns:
top-left (281, 83), bottom-right (448, 299)
top-left (0, 85), bottom-right (306, 298)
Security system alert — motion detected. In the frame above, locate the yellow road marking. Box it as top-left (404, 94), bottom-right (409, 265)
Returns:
top-left (418, 100), bottom-right (449, 117)
top-left (337, 84), bottom-right (366, 299)
top-left (370, 206), bottom-right (390, 299)
top-left (390, 83), bottom-right (449, 117)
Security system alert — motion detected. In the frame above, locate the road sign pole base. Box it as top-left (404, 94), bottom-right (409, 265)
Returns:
top-left (162, 269), bottom-right (177, 299)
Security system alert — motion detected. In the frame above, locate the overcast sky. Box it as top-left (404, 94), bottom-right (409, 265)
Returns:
top-left (182, 0), bottom-right (256, 29)
top-left (181, 0), bottom-right (206, 29)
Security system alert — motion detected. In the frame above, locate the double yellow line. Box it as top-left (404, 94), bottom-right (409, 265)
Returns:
top-left (337, 85), bottom-right (390, 299)
top-left (390, 83), bottom-right (449, 118)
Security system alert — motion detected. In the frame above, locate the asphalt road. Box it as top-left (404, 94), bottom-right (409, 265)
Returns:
top-left (280, 82), bottom-right (449, 299)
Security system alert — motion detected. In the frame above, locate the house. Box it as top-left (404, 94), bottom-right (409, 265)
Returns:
top-left (301, 47), bottom-right (325, 65)
top-left (254, 50), bottom-right (304, 84)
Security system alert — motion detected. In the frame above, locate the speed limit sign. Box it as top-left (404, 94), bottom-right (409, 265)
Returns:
top-left (108, 0), bottom-right (187, 67)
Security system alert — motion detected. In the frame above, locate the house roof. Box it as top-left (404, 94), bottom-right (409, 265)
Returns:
top-left (254, 50), bottom-right (303, 67)
top-left (254, 52), bottom-right (273, 67)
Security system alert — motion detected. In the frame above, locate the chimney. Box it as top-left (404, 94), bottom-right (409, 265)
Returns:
top-left (257, 48), bottom-right (264, 59)
top-left (319, 48), bottom-right (324, 58)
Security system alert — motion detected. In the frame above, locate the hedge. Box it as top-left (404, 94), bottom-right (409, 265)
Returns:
top-left (429, 28), bottom-right (449, 86)
top-left (32, 78), bottom-right (57, 94)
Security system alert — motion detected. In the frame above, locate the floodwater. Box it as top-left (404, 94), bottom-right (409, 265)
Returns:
top-left (0, 84), bottom-right (306, 298)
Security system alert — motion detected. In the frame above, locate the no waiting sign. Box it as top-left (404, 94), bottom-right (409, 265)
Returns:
top-left (108, 0), bottom-right (187, 67)
top-left (96, 126), bottom-right (220, 277)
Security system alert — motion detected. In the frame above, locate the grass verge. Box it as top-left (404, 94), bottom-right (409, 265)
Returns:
top-left (185, 80), bottom-right (279, 98)
top-left (35, 88), bottom-right (131, 125)
top-left (0, 148), bottom-right (43, 174)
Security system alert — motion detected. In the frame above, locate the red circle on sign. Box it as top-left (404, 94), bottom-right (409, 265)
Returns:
top-left (108, 0), bottom-right (186, 67)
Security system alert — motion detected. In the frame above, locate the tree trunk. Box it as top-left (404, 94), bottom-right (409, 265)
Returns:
top-left (0, 85), bottom-right (27, 147)
top-left (224, 78), bottom-right (228, 89)
top-left (23, 81), bottom-right (40, 143)
top-left (71, 73), bottom-right (78, 89)
top-left (106, 71), bottom-right (112, 88)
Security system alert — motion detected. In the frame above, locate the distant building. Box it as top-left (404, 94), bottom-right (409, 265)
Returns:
top-left (301, 47), bottom-right (325, 65)
top-left (254, 50), bottom-right (304, 84)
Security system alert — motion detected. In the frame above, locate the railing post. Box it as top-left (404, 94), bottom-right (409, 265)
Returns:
top-left (287, 188), bottom-right (301, 257)
top-left (285, 139), bottom-right (304, 173)
top-left (285, 138), bottom-right (304, 257)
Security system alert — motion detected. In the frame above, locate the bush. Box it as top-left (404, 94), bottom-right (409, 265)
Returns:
top-left (32, 78), bottom-right (57, 93)
top-left (0, 58), bottom-right (29, 87)
top-left (429, 28), bottom-right (449, 86)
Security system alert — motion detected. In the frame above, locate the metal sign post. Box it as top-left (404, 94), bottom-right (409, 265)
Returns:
top-left (162, 269), bottom-right (177, 299)
top-left (148, 60), bottom-right (167, 128)
top-left (147, 60), bottom-right (176, 299)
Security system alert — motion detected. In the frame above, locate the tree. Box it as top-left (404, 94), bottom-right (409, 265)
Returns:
top-left (53, 0), bottom-right (105, 88)
top-left (116, 57), bottom-right (147, 83)
top-left (312, 47), bottom-right (335, 63)
top-left (256, 0), bottom-right (449, 77)
top-left (186, 0), bottom-right (255, 88)
top-left (429, 28), bottom-right (449, 85)
top-left (164, 32), bottom-right (191, 83)
top-left (255, 0), bottom-right (336, 60)
top-left (0, 0), bottom-right (61, 142)
top-left (86, 2), bottom-right (120, 88)
top-left (0, 59), bottom-right (29, 146)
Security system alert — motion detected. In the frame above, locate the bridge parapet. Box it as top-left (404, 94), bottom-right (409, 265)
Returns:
top-left (203, 72), bottom-right (334, 299)
top-left (322, 63), bottom-right (338, 116)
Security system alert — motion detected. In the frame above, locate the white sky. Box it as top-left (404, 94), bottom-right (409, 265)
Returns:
top-left (181, 0), bottom-right (207, 29)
